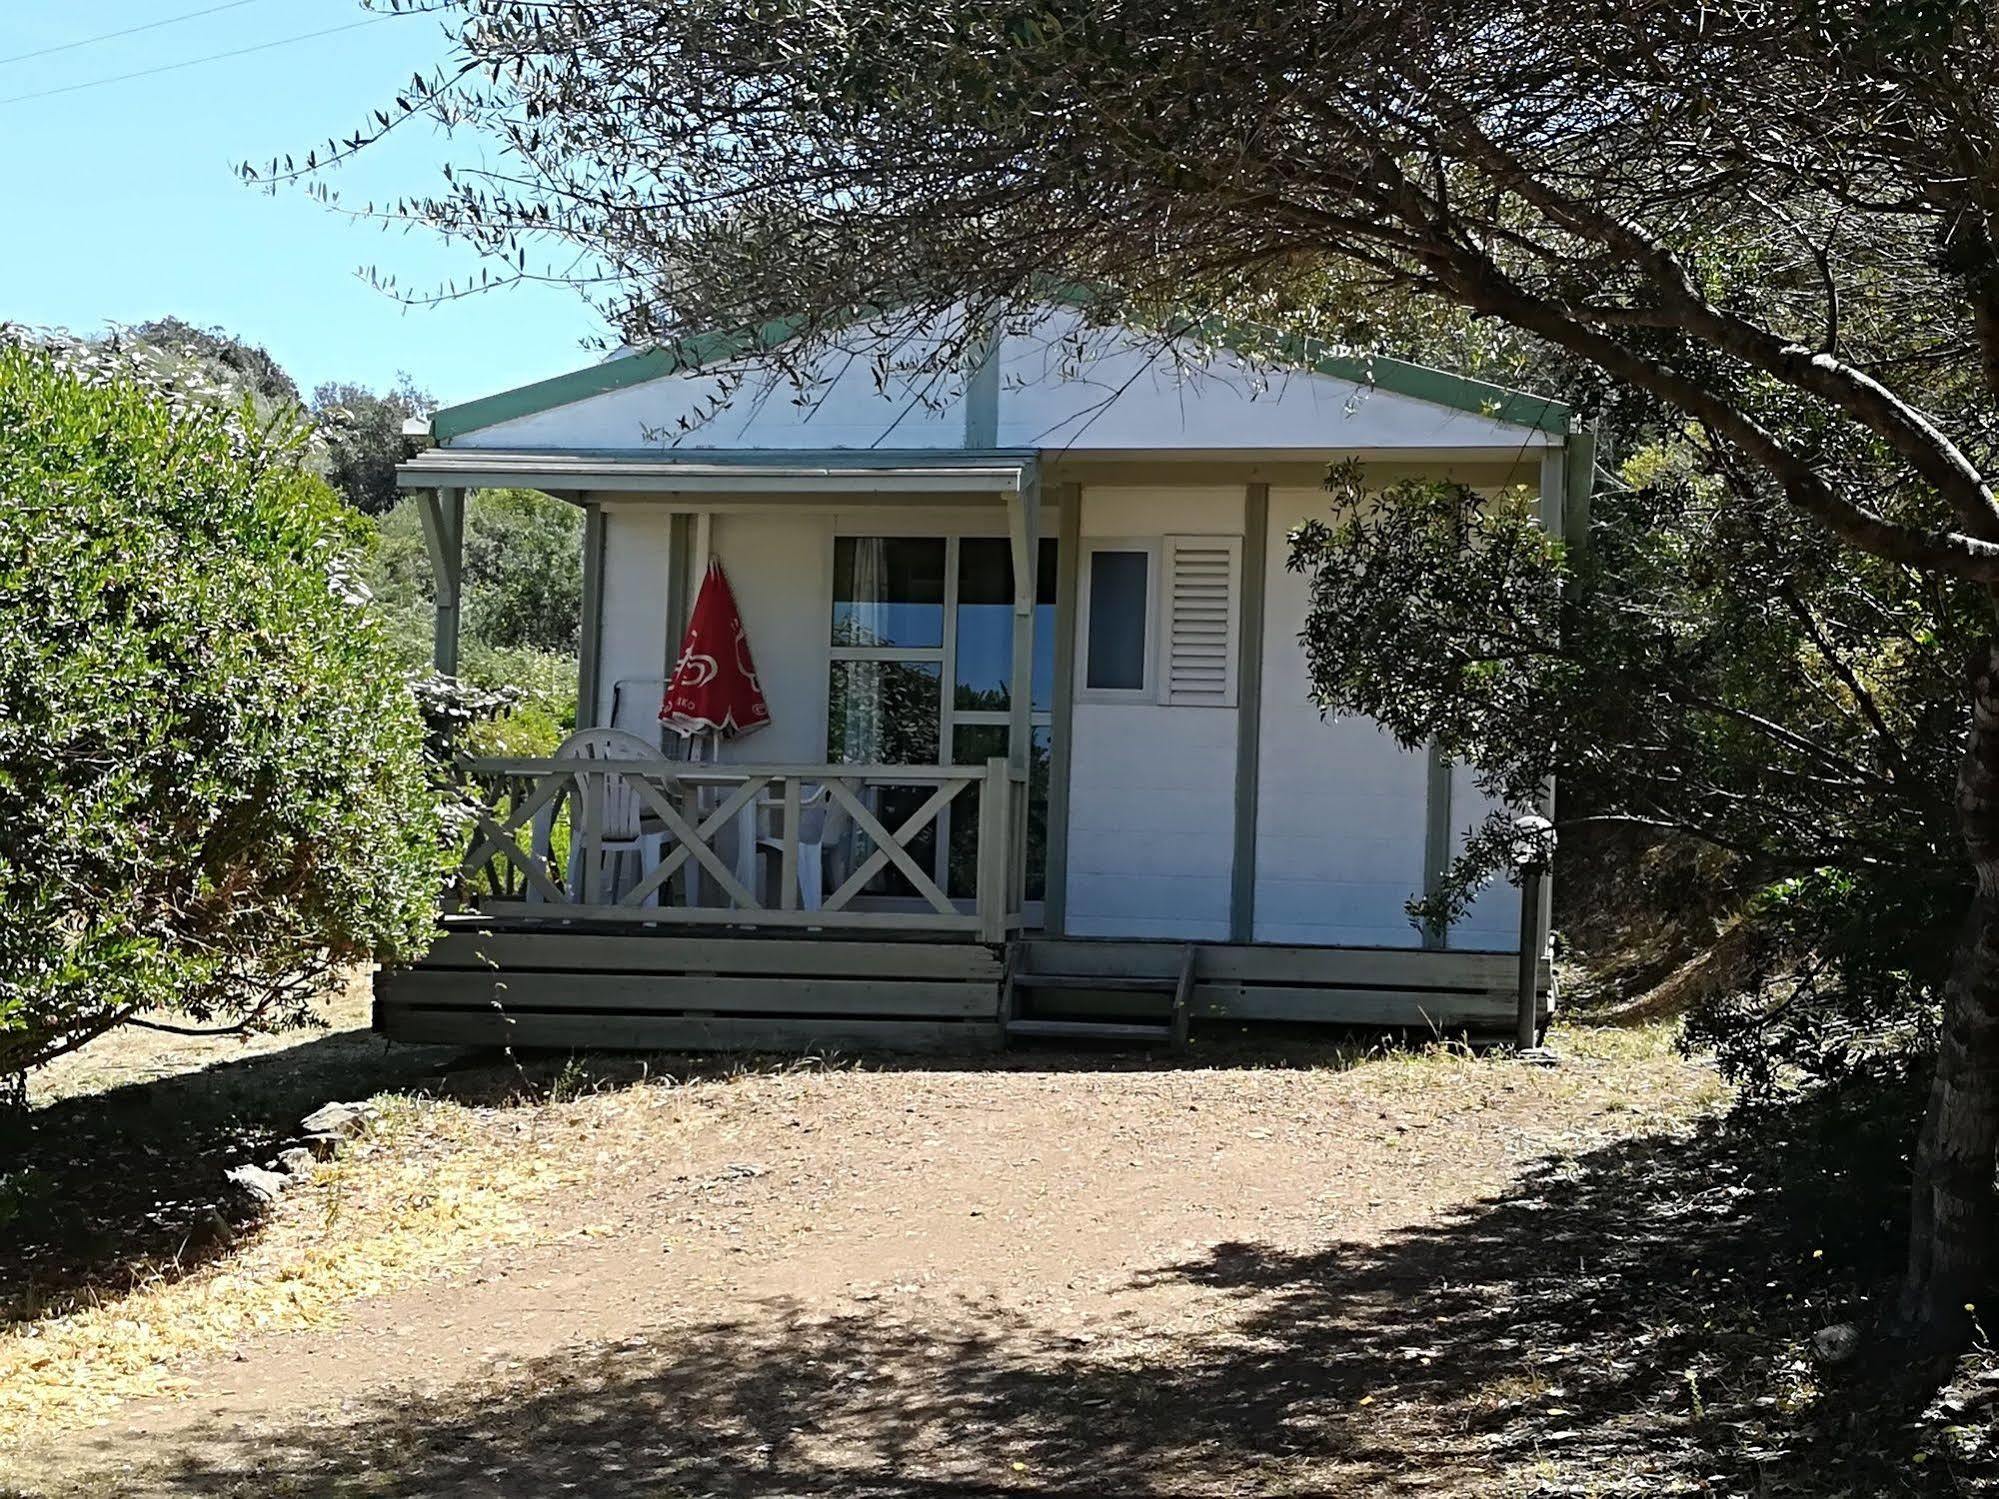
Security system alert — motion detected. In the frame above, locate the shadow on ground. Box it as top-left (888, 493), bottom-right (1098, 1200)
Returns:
top-left (93, 1072), bottom-right (1996, 1498)
top-left (0, 1012), bottom-right (1439, 1329)
top-left (0, 1026), bottom-right (467, 1320)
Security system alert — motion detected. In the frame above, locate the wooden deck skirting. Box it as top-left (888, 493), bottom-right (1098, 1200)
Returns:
top-left (1015, 939), bottom-right (1553, 1033)
top-left (376, 931), bottom-right (1007, 1053)
top-left (375, 927), bottom-right (1553, 1053)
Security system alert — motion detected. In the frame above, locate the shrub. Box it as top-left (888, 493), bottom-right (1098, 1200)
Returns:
top-left (0, 345), bottom-right (447, 1079)
top-left (368, 488), bottom-right (583, 661)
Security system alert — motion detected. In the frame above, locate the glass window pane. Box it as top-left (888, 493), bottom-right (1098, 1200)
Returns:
top-left (947, 724), bottom-right (1005, 901)
top-left (954, 538), bottom-right (1012, 711)
top-left (947, 724), bottom-right (1053, 903)
top-left (954, 538), bottom-right (1059, 713)
top-left (1033, 539), bottom-right (1056, 712)
top-left (826, 660), bottom-right (940, 764)
top-left (1086, 549), bottom-right (1148, 691)
top-left (832, 536), bottom-right (945, 648)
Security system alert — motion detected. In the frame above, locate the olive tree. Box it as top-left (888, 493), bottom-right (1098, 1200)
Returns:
top-left (299, 0), bottom-right (1999, 1352)
top-left (1292, 452), bottom-right (1977, 1093)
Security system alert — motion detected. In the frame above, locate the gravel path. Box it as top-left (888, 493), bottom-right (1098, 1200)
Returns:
top-left (8, 1024), bottom-right (1724, 1497)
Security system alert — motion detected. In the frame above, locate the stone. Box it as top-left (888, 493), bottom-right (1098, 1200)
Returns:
top-left (274, 1146), bottom-right (316, 1175)
top-left (298, 1131), bottom-right (344, 1161)
top-left (299, 1101), bottom-right (374, 1138)
top-left (187, 1206), bottom-right (234, 1251)
top-left (226, 1163), bottom-right (289, 1207)
top-left (1812, 1323), bottom-right (1861, 1364)
top-left (1516, 1047), bottom-right (1561, 1068)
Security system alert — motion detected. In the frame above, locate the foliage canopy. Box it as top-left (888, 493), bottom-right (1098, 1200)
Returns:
top-left (0, 346), bottom-right (446, 1079)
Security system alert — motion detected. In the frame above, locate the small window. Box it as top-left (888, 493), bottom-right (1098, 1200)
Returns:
top-left (1085, 547), bottom-right (1151, 693)
top-left (831, 536), bottom-right (946, 648)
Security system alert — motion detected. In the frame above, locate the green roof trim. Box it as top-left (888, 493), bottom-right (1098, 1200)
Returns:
top-left (428, 314), bottom-right (809, 443)
top-left (1040, 283), bottom-right (1572, 436)
top-left (428, 297), bottom-right (1570, 443)
top-left (1263, 332), bottom-right (1571, 434)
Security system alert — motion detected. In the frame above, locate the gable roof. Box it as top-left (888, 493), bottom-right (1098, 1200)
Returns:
top-left (427, 305), bottom-right (1571, 446)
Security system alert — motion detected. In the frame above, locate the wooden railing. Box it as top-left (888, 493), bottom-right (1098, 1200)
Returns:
top-left (453, 756), bottom-right (1027, 939)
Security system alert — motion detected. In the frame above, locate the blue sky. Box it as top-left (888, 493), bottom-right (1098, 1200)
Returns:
top-left (0, 1), bottom-right (603, 405)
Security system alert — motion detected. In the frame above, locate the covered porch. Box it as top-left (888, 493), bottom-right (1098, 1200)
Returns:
top-left (398, 446), bottom-right (1051, 944)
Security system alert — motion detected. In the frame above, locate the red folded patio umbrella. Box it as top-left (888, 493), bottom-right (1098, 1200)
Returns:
top-left (661, 559), bottom-right (771, 740)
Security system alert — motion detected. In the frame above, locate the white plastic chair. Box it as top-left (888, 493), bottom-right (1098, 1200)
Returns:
top-left (533, 727), bottom-right (670, 906)
top-left (756, 783), bottom-right (854, 910)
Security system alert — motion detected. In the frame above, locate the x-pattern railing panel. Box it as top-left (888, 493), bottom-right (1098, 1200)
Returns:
top-left (450, 756), bottom-right (1023, 937)
top-left (460, 770), bottom-right (569, 905)
top-left (821, 776), bottom-right (969, 915)
top-left (624, 773), bottom-right (768, 910)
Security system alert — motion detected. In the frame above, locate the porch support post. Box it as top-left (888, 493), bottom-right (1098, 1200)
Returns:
top-left (1422, 740), bottom-right (1453, 950)
top-left (1005, 471), bottom-right (1041, 916)
top-left (1005, 473), bottom-right (1040, 776)
top-left (576, 497), bottom-right (606, 728)
top-left (1535, 447), bottom-right (1565, 949)
top-left (417, 485), bottom-right (465, 676)
top-left (1229, 482), bottom-right (1269, 945)
top-left (1042, 481), bottom-right (1082, 936)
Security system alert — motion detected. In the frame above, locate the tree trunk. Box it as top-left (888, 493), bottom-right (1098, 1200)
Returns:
top-left (1901, 643), bottom-right (1999, 1352)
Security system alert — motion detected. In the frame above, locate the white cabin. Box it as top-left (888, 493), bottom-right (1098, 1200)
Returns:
top-left (381, 309), bottom-right (1572, 1051)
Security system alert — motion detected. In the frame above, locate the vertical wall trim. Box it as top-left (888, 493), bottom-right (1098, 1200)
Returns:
top-left (575, 497), bottom-right (607, 728)
top-left (1229, 481), bottom-right (1270, 944)
top-left (963, 324), bottom-right (1001, 449)
top-left (1422, 740), bottom-right (1453, 950)
top-left (1042, 481), bottom-right (1083, 936)
top-left (1005, 475), bottom-right (1041, 776)
top-left (1538, 448), bottom-right (1567, 536)
top-left (1562, 428), bottom-right (1596, 554)
top-left (1537, 447), bottom-right (1566, 947)
top-left (693, 510), bottom-right (714, 572)
top-left (664, 511), bottom-right (693, 665)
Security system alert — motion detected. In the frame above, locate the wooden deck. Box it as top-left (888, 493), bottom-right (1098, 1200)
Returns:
top-left (377, 929), bottom-right (1007, 1053)
top-left (375, 925), bottom-right (1553, 1053)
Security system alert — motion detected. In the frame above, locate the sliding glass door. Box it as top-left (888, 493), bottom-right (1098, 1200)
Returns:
top-left (827, 533), bottom-right (1056, 903)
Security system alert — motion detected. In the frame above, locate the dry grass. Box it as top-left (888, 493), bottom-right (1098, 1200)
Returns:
top-left (16, 1009), bottom-right (1845, 1499)
top-left (0, 1093), bottom-right (575, 1444)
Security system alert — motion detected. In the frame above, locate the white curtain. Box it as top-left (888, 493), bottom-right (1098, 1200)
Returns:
top-left (840, 537), bottom-right (887, 763)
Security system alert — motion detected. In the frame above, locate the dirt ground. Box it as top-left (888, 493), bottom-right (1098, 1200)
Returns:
top-left (3, 988), bottom-right (1979, 1497)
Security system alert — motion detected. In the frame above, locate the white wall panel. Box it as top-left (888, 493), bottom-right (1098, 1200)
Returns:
top-left (1253, 487), bottom-right (1429, 947)
top-left (707, 511), bottom-right (835, 763)
top-left (595, 508), bottom-right (675, 735)
top-left (1063, 702), bottom-right (1236, 941)
top-left (1061, 485), bottom-right (1241, 940)
top-left (1447, 761), bottom-right (1524, 952)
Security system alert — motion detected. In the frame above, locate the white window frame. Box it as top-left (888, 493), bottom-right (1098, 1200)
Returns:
top-left (1075, 538), bottom-right (1161, 703)
top-left (823, 528), bottom-right (1057, 896)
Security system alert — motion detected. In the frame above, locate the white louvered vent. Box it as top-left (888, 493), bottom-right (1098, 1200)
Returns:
top-left (1162, 534), bottom-right (1241, 707)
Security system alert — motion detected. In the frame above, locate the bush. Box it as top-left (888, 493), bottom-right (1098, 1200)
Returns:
top-left (368, 488), bottom-right (583, 660)
top-left (0, 346), bottom-right (447, 1079)
top-left (310, 377), bottom-right (434, 517)
top-left (1288, 451), bottom-right (1976, 1095)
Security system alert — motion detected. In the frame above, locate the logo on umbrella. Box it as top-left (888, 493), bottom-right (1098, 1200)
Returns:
top-left (660, 561), bottom-right (771, 739)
